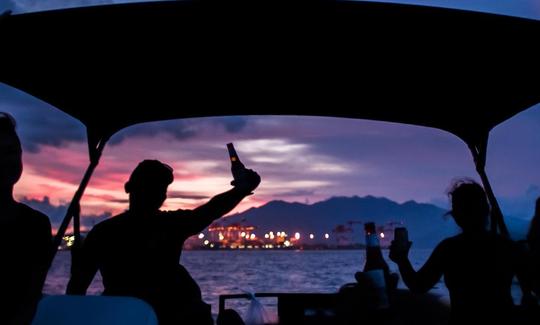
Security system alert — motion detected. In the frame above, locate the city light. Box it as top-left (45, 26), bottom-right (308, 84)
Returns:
top-left (190, 219), bottom-right (402, 250)
top-left (63, 235), bottom-right (75, 248)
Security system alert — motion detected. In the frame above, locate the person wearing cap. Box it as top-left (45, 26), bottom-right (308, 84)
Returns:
top-left (67, 159), bottom-right (261, 325)
top-left (0, 112), bottom-right (52, 325)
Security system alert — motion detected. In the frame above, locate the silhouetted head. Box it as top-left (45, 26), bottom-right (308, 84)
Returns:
top-left (447, 179), bottom-right (489, 233)
top-left (0, 112), bottom-right (22, 190)
top-left (124, 160), bottom-right (173, 213)
top-left (536, 197), bottom-right (540, 218)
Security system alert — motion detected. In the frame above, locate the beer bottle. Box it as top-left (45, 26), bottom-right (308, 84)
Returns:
top-left (227, 142), bottom-right (245, 185)
top-left (363, 222), bottom-right (390, 273)
top-left (363, 222), bottom-right (390, 309)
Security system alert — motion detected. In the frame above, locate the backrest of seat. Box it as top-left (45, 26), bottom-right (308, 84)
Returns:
top-left (32, 295), bottom-right (158, 325)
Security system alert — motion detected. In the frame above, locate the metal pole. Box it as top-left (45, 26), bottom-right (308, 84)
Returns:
top-left (467, 139), bottom-right (509, 238)
top-left (476, 167), bottom-right (510, 238)
top-left (48, 138), bottom-right (107, 267)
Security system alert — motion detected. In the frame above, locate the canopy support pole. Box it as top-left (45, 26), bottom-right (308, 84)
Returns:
top-left (48, 133), bottom-right (108, 267)
top-left (467, 133), bottom-right (509, 238)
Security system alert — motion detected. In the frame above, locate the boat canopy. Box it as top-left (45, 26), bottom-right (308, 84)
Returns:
top-left (1, 0), bottom-right (539, 258)
top-left (1, 0), bottom-right (539, 150)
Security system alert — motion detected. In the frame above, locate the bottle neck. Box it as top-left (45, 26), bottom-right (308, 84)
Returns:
top-left (366, 233), bottom-right (380, 247)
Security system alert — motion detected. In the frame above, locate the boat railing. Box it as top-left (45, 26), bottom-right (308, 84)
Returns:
top-left (219, 292), bottom-right (339, 325)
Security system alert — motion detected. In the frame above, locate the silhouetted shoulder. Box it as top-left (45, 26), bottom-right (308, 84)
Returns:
top-left (84, 212), bottom-right (129, 240)
top-left (434, 236), bottom-right (456, 251)
top-left (16, 203), bottom-right (52, 236)
top-left (158, 209), bottom-right (210, 236)
top-left (444, 232), bottom-right (512, 246)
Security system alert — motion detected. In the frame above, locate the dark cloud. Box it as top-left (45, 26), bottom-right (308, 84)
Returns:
top-left (273, 190), bottom-right (316, 197)
top-left (0, 1), bottom-right (14, 12)
top-left (167, 191), bottom-right (209, 200)
top-left (20, 196), bottom-right (67, 225)
top-left (361, 0), bottom-right (540, 20)
top-left (108, 119), bottom-right (197, 145)
top-left (20, 196), bottom-right (111, 229)
top-left (0, 85), bottom-right (86, 153)
top-left (218, 117), bottom-right (248, 133)
top-left (108, 117), bottom-right (249, 146)
top-left (6, 0), bottom-right (174, 14)
top-left (1, 84), bottom-right (251, 151)
top-left (6, 0), bottom-right (113, 13)
top-left (109, 199), bottom-right (129, 204)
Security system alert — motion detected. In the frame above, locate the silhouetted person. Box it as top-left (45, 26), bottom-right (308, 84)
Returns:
top-left (389, 179), bottom-right (523, 324)
top-left (67, 159), bottom-right (261, 325)
top-left (0, 112), bottom-right (52, 325)
top-left (527, 197), bottom-right (540, 297)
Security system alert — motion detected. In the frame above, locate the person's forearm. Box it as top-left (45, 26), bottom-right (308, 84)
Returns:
top-left (397, 258), bottom-right (424, 293)
top-left (194, 187), bottom-right (248, 222)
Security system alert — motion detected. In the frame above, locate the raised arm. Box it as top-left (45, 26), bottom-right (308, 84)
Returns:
top-left (389, 240), bottom-right (445, 293)
top-left (188, 168), bottom-right (261, 235)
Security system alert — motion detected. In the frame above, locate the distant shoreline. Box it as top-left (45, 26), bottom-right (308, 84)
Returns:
top-left (185, 245), bottom-right (388, 251)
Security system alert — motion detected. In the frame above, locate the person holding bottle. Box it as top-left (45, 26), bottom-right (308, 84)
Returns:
top-left (358, 222), bottom-right (398, 310)
top-left (337, 222), bottom-right (400, 324)
top-left (67, 157), bottom-right (260, 325)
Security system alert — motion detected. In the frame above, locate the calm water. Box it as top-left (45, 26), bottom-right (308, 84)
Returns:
top-left (44, 249), bottom-right (521, 319)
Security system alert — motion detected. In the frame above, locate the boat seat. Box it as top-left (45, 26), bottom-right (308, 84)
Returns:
top-left (32, 295), bottom-right (158, 325)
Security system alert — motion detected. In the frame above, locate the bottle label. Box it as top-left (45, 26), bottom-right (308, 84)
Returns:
top-left (366, 234), bottom-right (380, 247)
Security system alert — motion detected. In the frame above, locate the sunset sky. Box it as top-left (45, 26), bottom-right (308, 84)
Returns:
top-left (1, 0), bottom-right (539, 231)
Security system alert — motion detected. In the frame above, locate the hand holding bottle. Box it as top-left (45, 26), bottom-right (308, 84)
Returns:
top-left (227, 143), bottom-right (261, 195)
top-left (233, 168), bottom-right (261, 195)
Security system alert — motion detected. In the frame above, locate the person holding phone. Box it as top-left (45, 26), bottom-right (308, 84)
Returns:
top-left (389, 179), bottom-right (528, 324)
top-left (67, 157), bottom-right (260, 325)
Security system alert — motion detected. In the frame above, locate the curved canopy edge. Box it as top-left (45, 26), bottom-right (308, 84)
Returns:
top-left (1, 0), bottom-right (539, 147)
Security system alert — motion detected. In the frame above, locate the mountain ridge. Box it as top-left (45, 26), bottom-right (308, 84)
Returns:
top-left (223, 195), bottom-right (529, 248)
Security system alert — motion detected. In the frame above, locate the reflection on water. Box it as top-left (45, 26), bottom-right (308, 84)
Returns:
top-left (45, 250), bottom-right (438, 317)
top-left (45, 249), bottom-right (521, 319)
